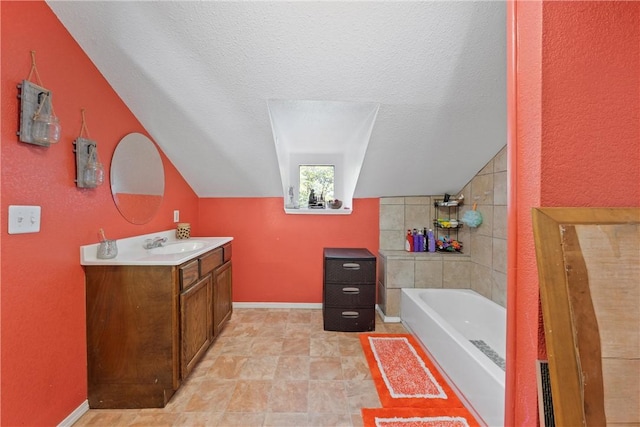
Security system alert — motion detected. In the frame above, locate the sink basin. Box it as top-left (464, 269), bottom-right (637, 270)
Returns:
top-left (148, 240), bottom-right (207, 255)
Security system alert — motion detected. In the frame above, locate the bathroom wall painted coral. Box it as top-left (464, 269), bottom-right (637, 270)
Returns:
top-left (198, 198), bottom-right (379, 303)
top-left (0, 2), bottom-right (199, 425)
top-left (507, 2), bottom-right (639, 426)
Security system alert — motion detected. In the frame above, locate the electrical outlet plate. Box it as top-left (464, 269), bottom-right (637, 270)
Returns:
top-left (173, 210), bottom-right (180, 222)
top-left (8, 205), bottom-right (41, 234)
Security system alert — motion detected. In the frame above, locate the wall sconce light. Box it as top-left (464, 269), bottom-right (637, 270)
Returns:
top-left (17, 51), bottom-right (61, 146)
top-left (74, 110), bottom-right (104, 188)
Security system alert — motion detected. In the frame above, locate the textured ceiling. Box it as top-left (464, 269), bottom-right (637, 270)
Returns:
top-left (47, 1), bottom-right (506, 198)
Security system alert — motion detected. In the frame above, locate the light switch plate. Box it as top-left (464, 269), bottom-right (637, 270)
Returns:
top-left (8, 205), bottom-right (41, 234)
top-left (173, 210), bottom-right (180, 222)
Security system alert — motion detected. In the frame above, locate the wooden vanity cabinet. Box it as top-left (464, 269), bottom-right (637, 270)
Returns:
top-left (213, 244), bottom-right (232, 336)
top-left (85, 243), bottom-right (232, 409)
top-left (179, 259), bottom-right (212, 379)
top-left (85, 264), bottom-right (180, 408)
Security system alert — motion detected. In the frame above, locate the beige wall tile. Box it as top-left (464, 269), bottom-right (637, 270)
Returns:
top-left (377, 257), bottom-right (386, 283)
top-left (492, 238), bottom-right (507, 274)
top-left (478, 159), bottom-right (494, 175)
top-left (471, 263), bottom-right (492, 299)
top-left (492, 271), bottom-right (507, 307)
top-left (384, 288), bottom-right (402, 317)
top-left (471, 174), bottom-right (494, 205)
top-left (494, 145), bottom-right (507, 172)
top-left (493, 171), bottom-right (507, 206)
top-left (493, 206), bottom-right (507, 239)
top-left (443, 259), bottom-right (471, 289)
top-left (377, 141), bottom-right (509, 315)
top-left (405, 196), bottom-right (431, 205)
top-left (379, 230), bottom-right (404, 251)
top-left (470, 205), bottom-right (493, 237)
top-left (380, 197), bottom-right (405, 205)
top-left (470, 234), bottom-right (493, 268)
top-left (460, 184), bottom-right (472, 206)
top-left (415, 259), bottom-right (443, 288)
top-left (380, 204), bottom-right (404, 230)
top-left (376, 281), bottom-right (387, 312)
top-left (457, 227), bottom-right (471, 253)
top-left (386, 259), bottom-right (415, 288)
top-left (405, 204), bottom-right (430, 231)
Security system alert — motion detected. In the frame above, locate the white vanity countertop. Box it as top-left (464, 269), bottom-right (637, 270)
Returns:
top-left (80, 230), bottom-right (233, 266)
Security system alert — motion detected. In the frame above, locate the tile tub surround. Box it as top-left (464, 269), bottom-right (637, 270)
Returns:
top-left (378, 145), bottom-right (507, 310)
top-left (377, 250), bottom-right (471, 318)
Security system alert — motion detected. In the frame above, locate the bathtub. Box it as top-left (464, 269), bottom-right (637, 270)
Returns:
top-left (400, 288), bottom-right (506, 427)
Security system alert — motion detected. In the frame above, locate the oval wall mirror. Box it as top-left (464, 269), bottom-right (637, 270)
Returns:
top-left (111, 133), bottom-right (165, 224)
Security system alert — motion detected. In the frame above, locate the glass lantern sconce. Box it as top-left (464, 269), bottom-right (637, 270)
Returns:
top-left (74, 138), bottom-right (104, 188)
top-left (17, 52), bottom-right (61, 147)
top-left (17, 81), bottom-right (61, 146)
top-left (74, 109), bottom-right (104, 188)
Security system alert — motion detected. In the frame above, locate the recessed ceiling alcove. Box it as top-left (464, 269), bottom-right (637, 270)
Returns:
top-left (268, 99), bottom-right (379, 211)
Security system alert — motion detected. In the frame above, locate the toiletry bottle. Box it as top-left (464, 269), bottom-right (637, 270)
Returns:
top-left (417, 230), bottom-right (424, 253)
top-left (423, 227), bottom-right (428, 251)
top-left (406, 229), bottom-right (413, 252)
top-left (412, 229), bottom-right (418, 253)
top-left (427, 229), bottom-right (436, 252)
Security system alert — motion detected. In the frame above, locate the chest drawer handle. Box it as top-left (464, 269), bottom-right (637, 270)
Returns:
top-left (341, 311), bottom-right (360, 319)
top-left (342, 262), bottom-right (360, 270)
top-left (342, 287), bottom-right (360, 294)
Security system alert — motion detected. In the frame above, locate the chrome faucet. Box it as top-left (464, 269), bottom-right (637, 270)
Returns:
top-left (143, 237), bottom-right (168, 249)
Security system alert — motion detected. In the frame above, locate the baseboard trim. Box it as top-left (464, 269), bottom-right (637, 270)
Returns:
top-left (375, 304), bottom-right (401, 323)
top-left (231, 302), bottom-right (402, 322)
top-left (58, 400), bottom-right (89, 427)
top-left (233, 302), bottom-right (323, 309)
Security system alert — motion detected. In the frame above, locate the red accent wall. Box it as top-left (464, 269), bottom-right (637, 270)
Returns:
top-left (506, 2), bottom-right (639, 425)
top-left (0, 2), bottom-right (199, 425)
top-left (198, 198), bottom-right (379, 303)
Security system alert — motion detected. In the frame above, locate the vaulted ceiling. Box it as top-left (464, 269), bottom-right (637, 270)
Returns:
top-left (47, 1), bottom-right (506, 198)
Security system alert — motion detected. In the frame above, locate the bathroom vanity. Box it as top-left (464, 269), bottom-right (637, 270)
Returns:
top-left (81, 233), bottom-right (232, 408)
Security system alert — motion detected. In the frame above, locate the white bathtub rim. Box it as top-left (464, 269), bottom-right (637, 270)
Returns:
top-left (401, 319), bottom-right (488, 426)
top-left (401, 288), bottom-right (506, 389)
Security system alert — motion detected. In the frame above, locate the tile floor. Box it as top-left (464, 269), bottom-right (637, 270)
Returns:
top-left (74, 308), bottom-right (408, 427)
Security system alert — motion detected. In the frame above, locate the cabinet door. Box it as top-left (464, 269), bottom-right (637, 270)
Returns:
top-left (213, 261), bottom-right (232, 337)
top-left (180, 275), bottom-right (212, 379)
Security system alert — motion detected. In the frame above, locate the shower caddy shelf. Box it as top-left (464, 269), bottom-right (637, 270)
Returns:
top-left (433, 199), bottom-right (463, 252)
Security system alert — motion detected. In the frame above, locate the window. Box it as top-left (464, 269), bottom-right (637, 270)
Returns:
top-left (268, 99), bottom-right (380, 214)
top-left (299, 165), bottom-right (334, 207)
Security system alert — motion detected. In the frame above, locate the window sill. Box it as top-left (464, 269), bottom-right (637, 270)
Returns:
top-left (284, 207), bottom-right (352, 215)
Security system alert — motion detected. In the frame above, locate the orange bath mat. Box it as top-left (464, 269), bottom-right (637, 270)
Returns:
top-left (361, 407), bottom-right (481, 427)
top-left (359, 333), bottom-right (464, 409)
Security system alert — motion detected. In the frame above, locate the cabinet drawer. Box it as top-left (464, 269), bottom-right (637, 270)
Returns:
top-left (200, 248), bottom-right (223, 276)
top-left (323, 307), bottom-right (375, 332)
top-left (223, 243), bottom-right (232, 263)
top-left (324, 283), bottom-right (375, 308)
top-left (324, 259), bottom-right (376, 283)
top-left (180, 260), bottom-right (199, 289)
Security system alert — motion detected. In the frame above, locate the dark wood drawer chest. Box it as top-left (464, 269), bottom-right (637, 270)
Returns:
top-left (323, 248), bottom-right (376, 332)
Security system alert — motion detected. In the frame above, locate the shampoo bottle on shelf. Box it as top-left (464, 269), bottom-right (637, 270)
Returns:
top-left (406, 229), bottom-right (414, 252)
top-left (427, 229), bottom-right (436, 252)
top-left (416, 230), bottom-right (424, 253)
top-left (423, 227), bottom-right (428, 251)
